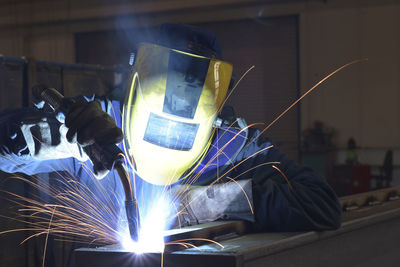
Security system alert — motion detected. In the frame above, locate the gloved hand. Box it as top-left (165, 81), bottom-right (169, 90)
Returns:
top-left (65, 98), bottom-right (123, 146)
top-left (64, 98), bottom-right (123, 178)
top-left (170, 179), bottom-right (255, 228)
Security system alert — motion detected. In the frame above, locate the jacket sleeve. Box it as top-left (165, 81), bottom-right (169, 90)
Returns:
top-left (233, 128), bottom-right (342, 232)
top-left (0, 108), bottom-right (85, 175)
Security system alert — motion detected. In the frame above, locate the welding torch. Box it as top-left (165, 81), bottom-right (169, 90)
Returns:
top-left (32, 85), bottom-right (140, 242)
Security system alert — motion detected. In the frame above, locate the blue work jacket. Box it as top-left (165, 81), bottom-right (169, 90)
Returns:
top-left (0, 99), bottom-right (341, 233)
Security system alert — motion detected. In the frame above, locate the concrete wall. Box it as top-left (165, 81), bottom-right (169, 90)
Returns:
top-left (300, 3), bottom-right (400, 149)
top-left (0, 33), bottom-right (75, 63)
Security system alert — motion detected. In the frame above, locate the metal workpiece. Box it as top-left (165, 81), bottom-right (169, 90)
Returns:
top-left (75, 246), bottom-right (238, 267)
top-left (165, 219), bottom-right (248, 252)
top-left (75, 221), bottom-right (245, 267)
top-left (75, 190), bottom-right (400, 267)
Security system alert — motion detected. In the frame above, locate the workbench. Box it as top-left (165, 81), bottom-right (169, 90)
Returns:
top-left (75, 187), bottom-right (400, 267)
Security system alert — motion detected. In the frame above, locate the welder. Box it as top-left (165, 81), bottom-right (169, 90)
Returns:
top-left (0, 22), bottom-right (341, 241)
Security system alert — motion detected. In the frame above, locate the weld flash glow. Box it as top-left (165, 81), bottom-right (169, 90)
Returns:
top-left (120, 194), bottom-right (172, 254)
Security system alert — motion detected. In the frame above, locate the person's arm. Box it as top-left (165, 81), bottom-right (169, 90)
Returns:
top-left (233, 128), bottom-right (342, 232)
top-left (0, 96), bottom-right (122, 177)
top-left (0, 108), bottom-right (85, 175)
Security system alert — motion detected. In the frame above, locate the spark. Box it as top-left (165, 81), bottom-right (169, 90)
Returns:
top-left (166, 238), bottom-right (224, 249)
top-left (42, 206), bottom-right (56, 267)
top-left (170, 59), bottom-right (369, 226)
top-left (0, 172), bottom-right (121, 246)
top-left (225, 177), bottom-right (254, 214)
top-left (272, 165), bottom-right (295, 195)
top-left (252, 59), bottom-right (368, 140)
top-left (0, 59), bottom-right (368, 267)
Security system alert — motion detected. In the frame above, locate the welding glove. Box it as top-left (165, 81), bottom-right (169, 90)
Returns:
top-left (18, 98), bottom-right (121, 179)
top-left (171, 179), bottom-right (255, 228)
top-left (64, 98), bottom-right (123, 178)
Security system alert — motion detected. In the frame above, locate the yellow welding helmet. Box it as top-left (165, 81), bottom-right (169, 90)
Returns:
top-left (122, 42), bottom-right (232, 185)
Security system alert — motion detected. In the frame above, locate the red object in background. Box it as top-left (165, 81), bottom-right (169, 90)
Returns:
top-left (329, 165), bottom-right (371, 196)
top-left (350, 165), bottom-right (371, 194)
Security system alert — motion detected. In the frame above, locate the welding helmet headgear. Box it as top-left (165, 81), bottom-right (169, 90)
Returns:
top-left (122, 24), bottom-right (233, 185)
